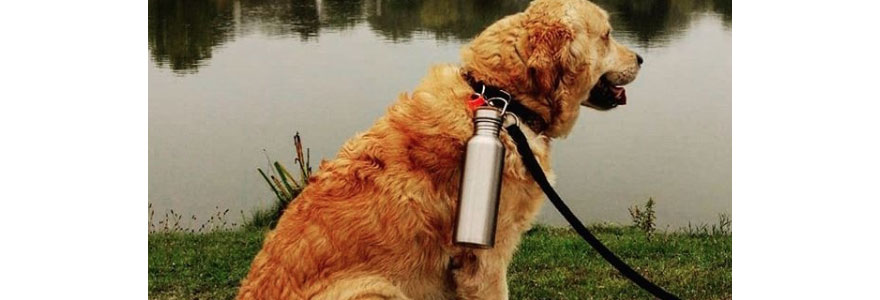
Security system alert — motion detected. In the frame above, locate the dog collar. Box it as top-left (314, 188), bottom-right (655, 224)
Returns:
top-left (462, 72), bottom-right (548, 133)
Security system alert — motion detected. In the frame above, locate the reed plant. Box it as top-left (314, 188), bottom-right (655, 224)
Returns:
top-left (251, 132), bottom-right (312, 228)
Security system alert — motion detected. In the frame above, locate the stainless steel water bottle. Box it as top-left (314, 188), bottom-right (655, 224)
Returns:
top-left (453, 106), bottom-right (506, 248)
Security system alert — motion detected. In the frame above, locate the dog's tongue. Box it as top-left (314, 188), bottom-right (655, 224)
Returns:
top-left (612, 86), bottom-right (626, 105)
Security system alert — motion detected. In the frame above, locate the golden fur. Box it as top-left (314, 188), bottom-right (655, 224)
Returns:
top-left (237, 0), bottom-right (640, 299)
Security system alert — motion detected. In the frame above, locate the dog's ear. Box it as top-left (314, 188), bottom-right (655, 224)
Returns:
top-left (526, 20), bottom-right (573, 94)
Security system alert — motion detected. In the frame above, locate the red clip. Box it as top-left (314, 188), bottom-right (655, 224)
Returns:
top-left (467, 93), bottom-right (485, 111)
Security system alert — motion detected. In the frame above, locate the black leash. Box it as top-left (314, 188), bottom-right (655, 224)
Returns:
top-left (505, 123), bottom-right (682, 300)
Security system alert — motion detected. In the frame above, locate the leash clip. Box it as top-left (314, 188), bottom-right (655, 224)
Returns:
top-left (486, 88), bottom-right (511, 114)
top-left (486, 97), bottom-right (509, 115)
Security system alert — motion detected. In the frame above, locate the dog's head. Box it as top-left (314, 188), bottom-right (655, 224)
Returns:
top-left (461, 0), bottom-right (642, 137)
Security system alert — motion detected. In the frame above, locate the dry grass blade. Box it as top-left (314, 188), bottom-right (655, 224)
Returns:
top-left (270, 175), bottom-right (290, 199)
top-left (258, 168), bottom-right (284, 203)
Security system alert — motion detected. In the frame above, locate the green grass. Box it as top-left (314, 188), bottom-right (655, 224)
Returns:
top-left (509, 225), bottom-right (731, 299)
top-left (149, 224), bottom-right (730, 299)
top-left (148, 228), bottom-right (269, 299)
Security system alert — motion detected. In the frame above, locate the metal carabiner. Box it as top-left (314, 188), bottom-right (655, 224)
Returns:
top-left (486, 97), bottom-right (509, 115)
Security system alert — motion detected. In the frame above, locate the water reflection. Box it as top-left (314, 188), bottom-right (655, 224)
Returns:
top-left (366, 0), bottom-right (529, 41)
top-left (594, 0), bottom-right (731, 47)
top-left (236, 0), bottom-right (322, 40)
top-left (147, 0), bottom-right (234, 73)
top-left (148, 0), bottom-right (731, 73)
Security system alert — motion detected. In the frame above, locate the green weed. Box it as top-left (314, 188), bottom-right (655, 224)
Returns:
top-left (252, 132), bottom-right (312, 228)
top-left (629, 197), bottom-right (657, 237)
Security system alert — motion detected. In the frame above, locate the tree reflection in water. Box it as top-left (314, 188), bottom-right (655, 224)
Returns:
top-left (148, 0), bottom-right (731, 74)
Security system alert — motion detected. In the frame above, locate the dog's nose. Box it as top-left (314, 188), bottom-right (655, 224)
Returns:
top-left (636, 54), bottom-right (644, 65)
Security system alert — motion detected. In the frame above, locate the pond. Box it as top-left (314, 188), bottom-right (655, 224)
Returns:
top-left (149, 0), bottom-right (731, 228)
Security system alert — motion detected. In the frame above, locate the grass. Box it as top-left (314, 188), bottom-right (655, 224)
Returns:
top-left (509, 225), bottom-right (731, 300)
top-left (148, 228), bottom-right (269, 299)
top-left (148, 223), bottom-right (731, 300)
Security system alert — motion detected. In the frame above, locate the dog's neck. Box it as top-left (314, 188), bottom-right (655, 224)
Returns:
top-left (461, 71), bottom-right (549, 134)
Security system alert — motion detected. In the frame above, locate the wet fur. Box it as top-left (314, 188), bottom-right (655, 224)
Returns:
top-left (236, 0), bottom-right (639, 299)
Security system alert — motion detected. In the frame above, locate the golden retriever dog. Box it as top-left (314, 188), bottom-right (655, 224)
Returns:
top-left (237, 0), bottom-right (641, 298)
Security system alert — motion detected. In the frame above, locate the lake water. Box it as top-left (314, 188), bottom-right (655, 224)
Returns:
top-left (149, 0), bottom-right (731, 228)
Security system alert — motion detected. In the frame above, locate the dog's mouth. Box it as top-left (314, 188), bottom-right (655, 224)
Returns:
top-left (585, 76), bottom-right (627, 110)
